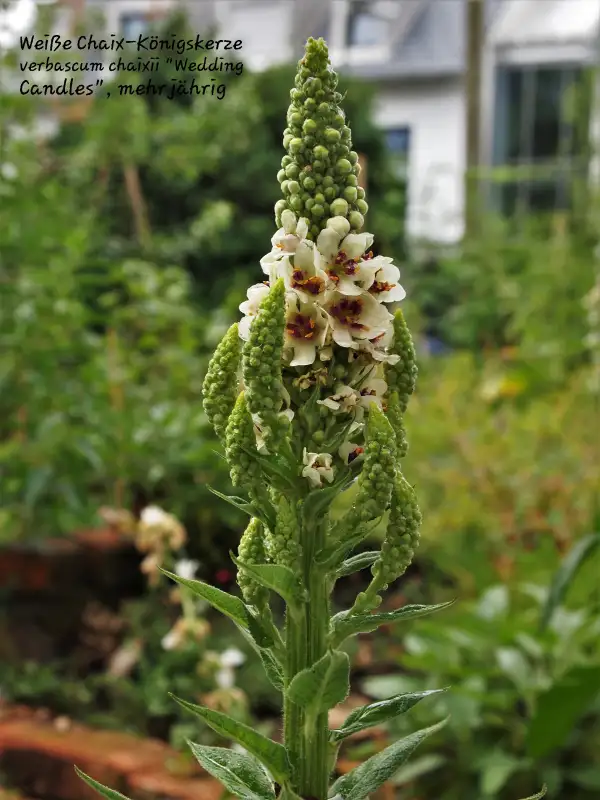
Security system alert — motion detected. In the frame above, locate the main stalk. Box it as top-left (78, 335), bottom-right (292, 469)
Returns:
top-left (284, 518), bottom-right (330, 799)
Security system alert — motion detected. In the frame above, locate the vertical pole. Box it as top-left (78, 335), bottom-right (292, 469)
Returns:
top-left (465, 0), bottom-right (484, 238)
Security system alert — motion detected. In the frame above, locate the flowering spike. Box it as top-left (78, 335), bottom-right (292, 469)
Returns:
top-left (202, 323), bottom-right (241, 441)
top-left (224, 391), bottom-right (262, 492)
top-left (372, 474), bottom-right (421, 586)
top-left (268, 495), bottom-right (302, 570)
top-left (385, 309), bottom-right (417, 412)
top-left (237, 517), bottom-right (270, 607)
top-left (331, 404), bottom-right (396, 541)
top-left (277, 37), bottom-right (367, 237)
top-left (386, 391), bottom-right (408, 458)
top-left (241, 278), bottom-right (288, 452)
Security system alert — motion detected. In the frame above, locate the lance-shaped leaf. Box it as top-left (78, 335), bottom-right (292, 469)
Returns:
top-left (540, 533), bottom-right (600, 630)
top-left (207, 486), bottom-right (276, 531)
top-left (329, 718), bottom-right (447, 800)
top-left (187, 743), bottom-right (275, 800)
top-left (171, 695), bottom-right (291, 784)
top-left (517, 787), bottom-right (547, 800)
top-left (316, 522), bottom-right (380, 569)
top-left (231, 555), bottom-right (306, 607)
top-left (330, 601), bottom-right (455, 647)
top-left (74, 769), bottom-right (133, 800)
top-left (287, 650), bottom-right (350, 715)
top-left (330, 689), bottom-right (447, 742)
top-left (303, 470), bottom-right (354, 528)
top-left (336, 551), bottom-right (380, 579)
top-left (160, 569), bottom-right (274, 649)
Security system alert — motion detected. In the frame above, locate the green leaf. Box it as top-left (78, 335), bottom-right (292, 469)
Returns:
top-left (231, 555), bottom-right (305, 607)
top-left (336, 551), bottom-right (380, 579)
top-left (171, 695), bottom-right (291, 784)
top-left (330, 718), bottom-right (448, 800)
top-left (330, 602), bottom-right (455, 647)
top-left (24, 465), bottom-right (53, 510)
top-left (516, 786), bottom-right (547, 800)
top-left (526, 666), bottom-right (600, 758)
top-left (317, 524), bottom-right (378, 569)
top-left (540, 533), bottom-right (600, 629)
top-left (478, 750), bottom-right (523, 795)
top-left (74, 768), bottom-right (133, 800)
top-left (207, 486), bottom-right (274, 528)
top-left (330, 689), bottom-right (447, 742)
top-left (160, 569), bottom-right (250, 629)
top-left (187, 742), bottom-right (275, 800)
top-left (287, 651), bottom-right (350, 714)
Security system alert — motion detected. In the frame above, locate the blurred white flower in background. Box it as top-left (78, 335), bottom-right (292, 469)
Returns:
top-left (174, 558), bottom-right (199, 581)
top-left (215, 647), bottom-right (246, 689)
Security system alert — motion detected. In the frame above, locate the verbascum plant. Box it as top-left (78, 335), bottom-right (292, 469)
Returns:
top-left (77, 38), bottom-right (546, 800)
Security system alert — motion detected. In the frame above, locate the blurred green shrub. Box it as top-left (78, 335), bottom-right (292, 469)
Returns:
top-left (356, 578), bottom-right (600, 800)
top-left (400, 354), bottom-right (599, 593)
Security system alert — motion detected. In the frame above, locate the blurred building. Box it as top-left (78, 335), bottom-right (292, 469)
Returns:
top-left (7, 0), bottom-right (600, 243)
top-left (98, 0), bottom-right (600, 243)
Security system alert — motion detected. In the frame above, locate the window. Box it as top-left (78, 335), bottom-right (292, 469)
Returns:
top-left (493, 65), bottom-right (590, 217)
top-left (385, 126), bottom-right (411, 180)
top-left (120, 13), bottom-right (149, 41)
top-left (347, 1), bottom-right (388, 46)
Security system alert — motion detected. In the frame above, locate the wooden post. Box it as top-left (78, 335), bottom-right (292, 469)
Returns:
top-left (465, 0), bottom-right (484, 238)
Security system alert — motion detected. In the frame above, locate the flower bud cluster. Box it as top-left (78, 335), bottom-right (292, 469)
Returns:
top-left (372, 475), bottom-right (421, 586)
top-left (331, 406), bottom-right (396, 539)
top-left (225, 391), bottom-right (263, 492)
top-left (385, 309), bottom-right (417, 412)
top-left (275, 37), bottom-right (367, 237)
top-left (237, 518), bottom-right (269, 607)
top-left (241, 278), bottom-right (289, 452)
top-left (268, 495), bottom-right (302, 570)
top-left (202, 323), bottom-right (241, 441)
top-left (385, 391), bottom-right (408, 458)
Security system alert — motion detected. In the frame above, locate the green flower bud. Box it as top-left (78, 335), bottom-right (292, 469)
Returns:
top-left (286, 164), bottom-right (300, 180)
top-left (325, 127), bottom-right (341, 143)
top-left (289, 138), bottom-right (303, 154)
top-left (356, 186), bottom-right (365, 199)
top-left (357, 199), bottom-right (369, 215)
top-left (288, 180), bottom-right (301, 194)
top-left (326, 216), bottom-right (351, 237)
top-left (322, 175), bottom-right (334, 188)
top-left (202, 323), bottom-right (240, 442)
top-left (289, 194), bottom-right (304, 212)
top-left (313, 145), bottom-right (329, 160)
top-left (343, 186), bottom-right (358, 203)
top-left (277, 169), bottom-right (286, 183)
top-left (303, 176), bottom-right (316, 191)
top-left (237, 517), bottom-right (269, 607)
top-left (225, 391), bottom-right (261, 491)
top-left (335, 158), bottom-right (352, 175)
top-left (372, 475), bottom-right (421, 585)
top-left (330, 198), bottom-right (349, 217)
top-left (348, 210), bottom-right (364, 230)
top-left (346, 174), bottom-right (358, 187)
top-left (385, 309), bottom-right (417, 412)
top-left (303, 118), bottom-right (317, 134)
top-left (348, 151), bottom-right (359, 164)
top-left (311, 203), bottom-right (325, 218)
top-left (241, 279), bottom-right (288, 452)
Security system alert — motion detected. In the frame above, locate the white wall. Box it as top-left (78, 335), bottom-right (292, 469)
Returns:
top-left (373, 78), bottom-right (466, 243)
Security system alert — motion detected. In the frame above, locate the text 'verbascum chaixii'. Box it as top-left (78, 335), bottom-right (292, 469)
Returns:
top-left (77, 37), bottom-right (547, 800)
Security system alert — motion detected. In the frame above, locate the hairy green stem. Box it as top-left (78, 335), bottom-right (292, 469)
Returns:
top-left (284, 518), bottom-right (330, 799)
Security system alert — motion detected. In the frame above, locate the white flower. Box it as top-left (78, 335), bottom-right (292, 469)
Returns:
top-left (324, 290), bottom-right (393, 346)
top-left (357, 376), bottom-right (387, 413)
top-left (284, 293), bottom-right (330, 366)
top-left (338, 440), bottom-right (366, 465)
top-left (302, 449), bottom-right (335, 487)
top-left (277, 240), bottom-right (328, 302)
top-left (315, 228), bottom-right (378, 297)
top-left (161, 628), bottom-right (180, 651)
top-left (215, 647), bottom-right (246, 689)
top-left (317, 384), bottom-right (359, 414)
top-left (366, 258), bottom-right (406, 304)
top-left (239, 282), bottom-right (271, 339)
top-left (174, 559), bottom-right (199, 581)
top-left (140, 505), bottom-right (170, 527)
top-left (260, 217), bottom-right (310, 273)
